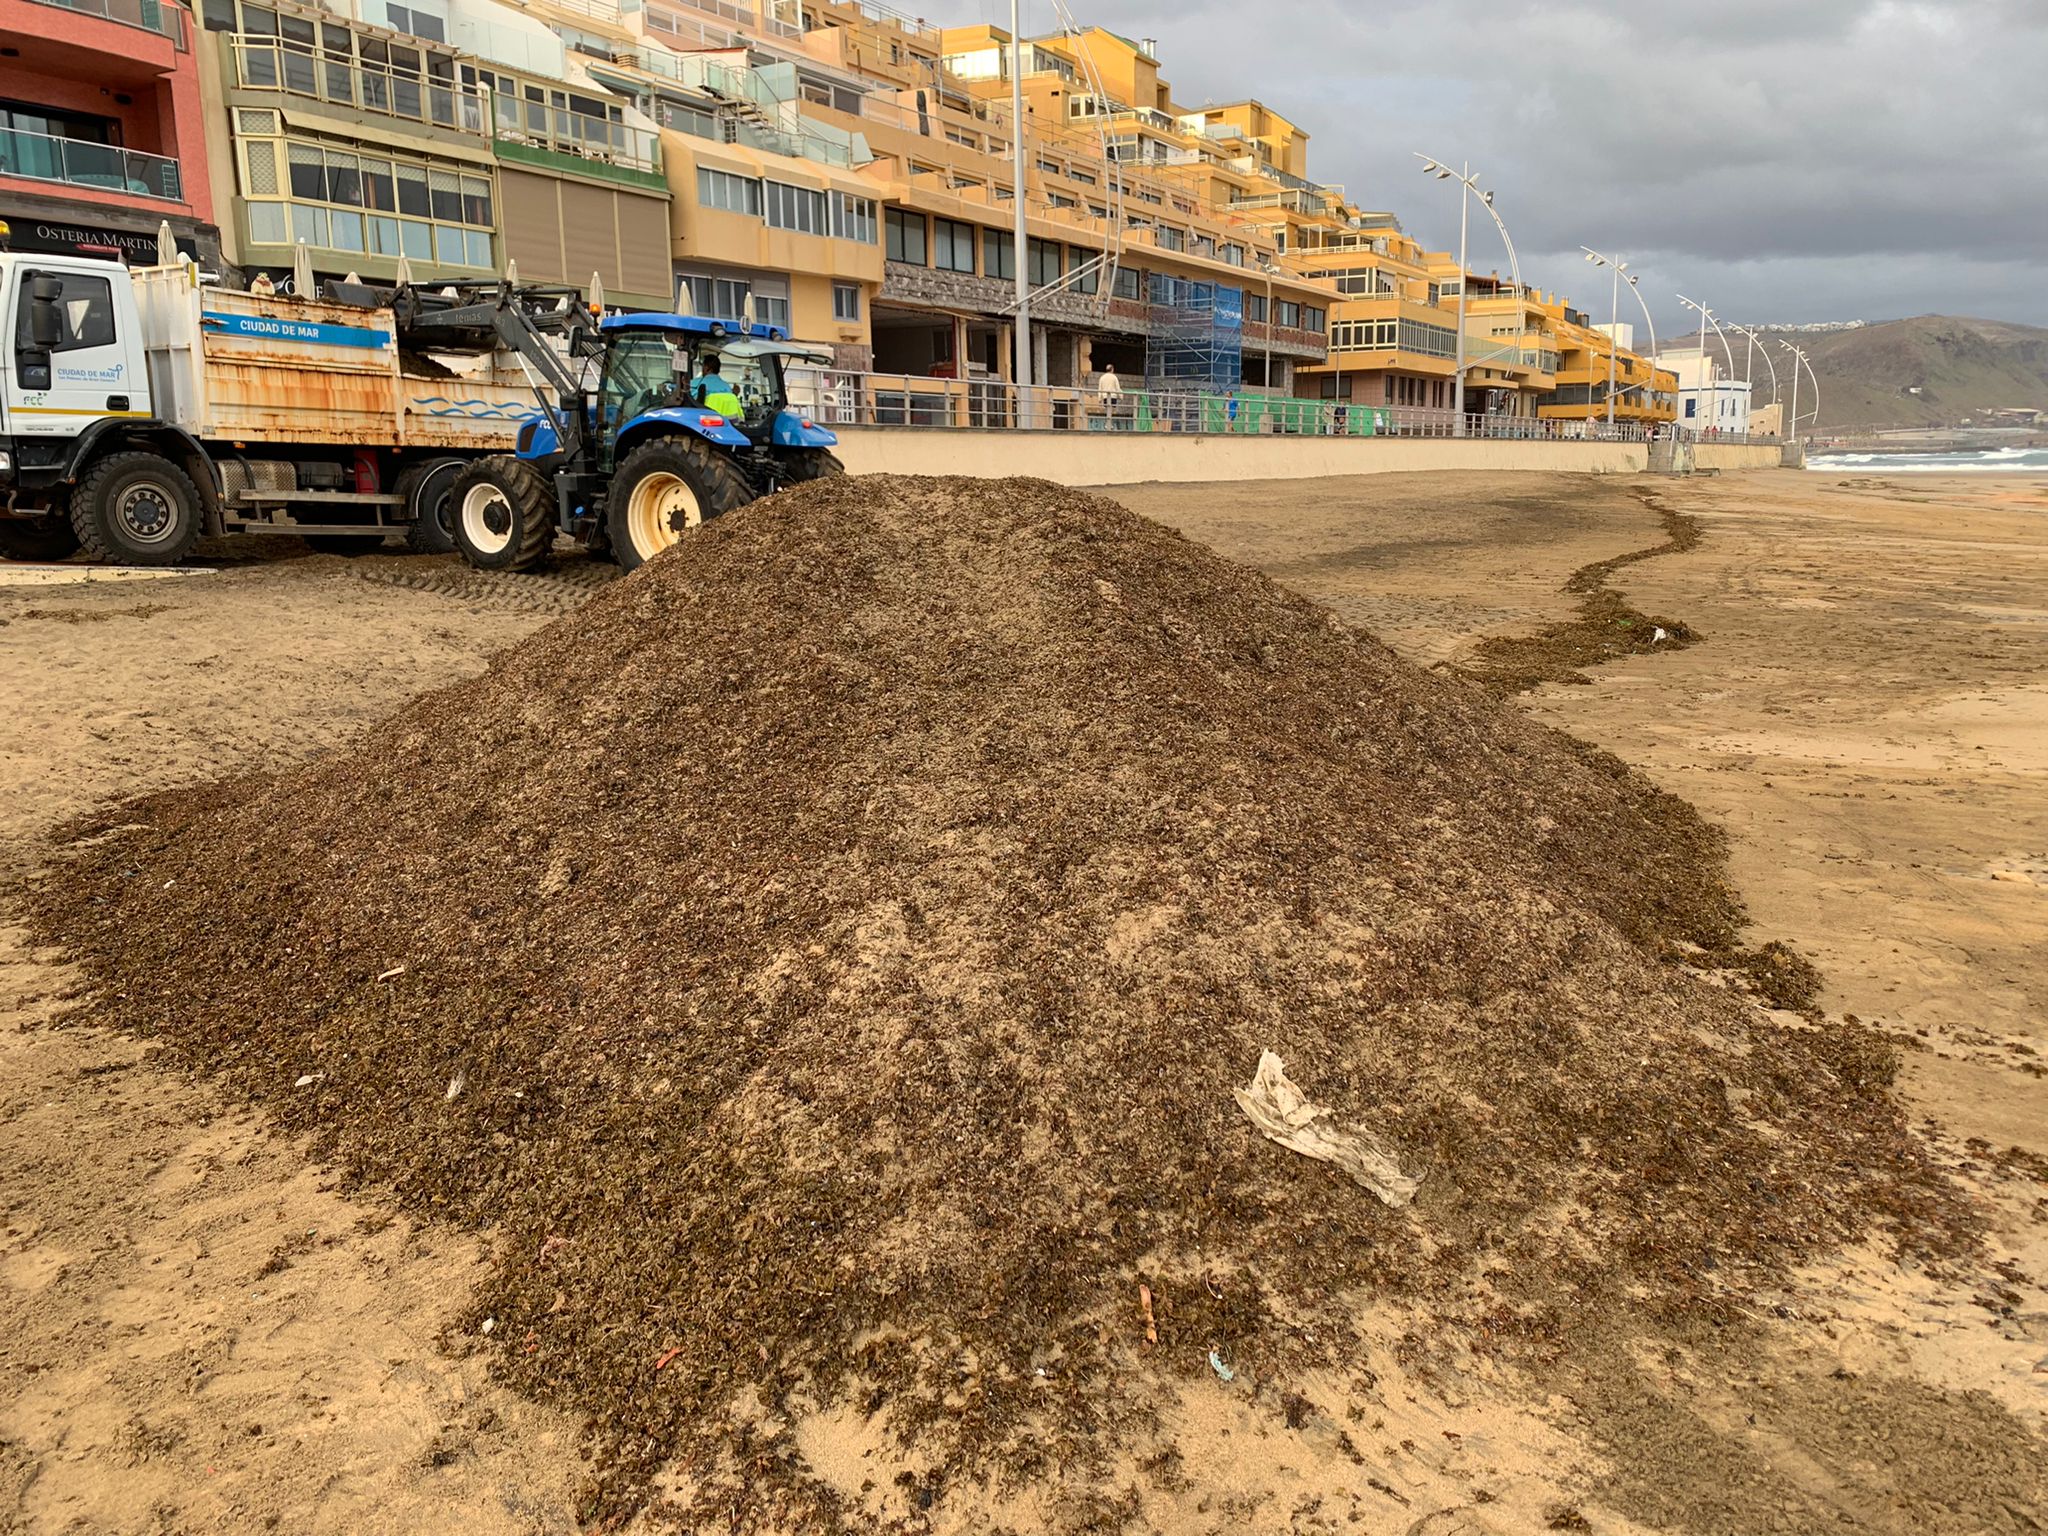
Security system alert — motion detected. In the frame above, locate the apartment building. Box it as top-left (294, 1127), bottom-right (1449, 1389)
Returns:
top-left (0, 0), bottom-right (219, 267)
top-left (191, 0), bottom-right (671, 304)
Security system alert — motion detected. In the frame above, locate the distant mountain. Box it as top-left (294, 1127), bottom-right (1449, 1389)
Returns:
top-left (1665, 315), bottom-right (2048, 433)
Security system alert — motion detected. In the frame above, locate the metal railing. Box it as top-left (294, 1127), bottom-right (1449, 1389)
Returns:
top-left (495, 99), bottom-right (658, 170)
top-left (0, 126), bottom-right (182, 201)
top-left (787, 371), bottom-right (1672, 442)
top-left (26, 0), bottom-right (185, 43)
top-left (231, 36), bottom-right (490, 135)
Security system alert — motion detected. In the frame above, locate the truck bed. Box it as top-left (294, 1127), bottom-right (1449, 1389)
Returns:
top-left (132, 265), bottom-right (535, 453)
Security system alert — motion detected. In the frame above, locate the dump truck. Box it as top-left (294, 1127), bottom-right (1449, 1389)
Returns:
top-left (0, 250), bottom-right (543, 564)
top-left (392, 284), bottom-right (845, 572)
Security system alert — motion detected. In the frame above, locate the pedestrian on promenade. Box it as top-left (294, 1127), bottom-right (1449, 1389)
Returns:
top-left (1099, 365), bottom-right (1123, 430)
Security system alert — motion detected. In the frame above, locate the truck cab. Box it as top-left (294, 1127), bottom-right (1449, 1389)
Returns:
top-left (0, 253), bottom-right (176, 560)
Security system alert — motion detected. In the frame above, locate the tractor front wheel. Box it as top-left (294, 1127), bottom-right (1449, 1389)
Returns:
top-left (606, 437), bottom-right (753, 574)
top-left (449, 456), bottom-right (556, 572)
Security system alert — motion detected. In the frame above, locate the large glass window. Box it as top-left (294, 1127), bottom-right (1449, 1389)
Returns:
top-left (982, 229), bottom-right (1014, 282)
top-left (1112, 265), bottom-right (1140, 301)
top-left (885, 208), bottom-right (926, 265)
top-left (698, 167), bottom-right (762, 215)
top-left (832, 193), bottom-right (877, 244)
top-left (932, 218), bottom-right (975, 274)
top-left (1068, 247), bottom-right (1099, 294)
top-left (764, 180), bottom-right (829, 236)
top-left (13, 270), bottom-right (115, 352)
top-left (1027, 238), bottom-right (1061, 288)
top-left (253, 135), bottom-right (489, 268)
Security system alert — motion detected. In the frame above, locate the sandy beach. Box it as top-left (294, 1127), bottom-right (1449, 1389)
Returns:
top-left (2, 467), bottom-right (2043, 1532)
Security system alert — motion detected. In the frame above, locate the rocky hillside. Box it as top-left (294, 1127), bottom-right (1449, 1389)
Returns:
top-left (1670, 315), bottom-right (2048, 433)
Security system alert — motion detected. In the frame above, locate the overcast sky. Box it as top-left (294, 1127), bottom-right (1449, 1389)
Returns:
top-left (968, 0), bottom-right (2048, 333)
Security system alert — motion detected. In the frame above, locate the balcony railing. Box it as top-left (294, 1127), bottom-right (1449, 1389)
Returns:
top-left (231, 36), bottom-right (490, 136)
top-left (0, 125), bottom-right (182, 201)
top-left (494, 98), bottom-right (658, 171)
top-left (26, 0), bottom-right (186, 44)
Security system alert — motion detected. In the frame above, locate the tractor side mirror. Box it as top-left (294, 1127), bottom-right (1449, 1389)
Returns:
top-left (27, 274), bottom-right (65, 351)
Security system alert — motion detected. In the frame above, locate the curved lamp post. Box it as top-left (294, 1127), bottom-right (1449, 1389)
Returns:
top-left (1728, 323), bottom-right (1782, 431)
top-left (1677, 294), bottom-right (1739, 437)
top-left (1416, 154), bottom-right (1519, 435)
top-left (1582, 247), bottom-right (1658, 429)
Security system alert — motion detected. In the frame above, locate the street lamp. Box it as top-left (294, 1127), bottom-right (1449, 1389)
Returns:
top-left (1582, 248), bottom-right (1631, 430)
top-left (1727, 323), bottom-right (1781, 432)
top-left (1008, 0), bottom-right (1031, 397)
top-left (1581, 246), bottom-right (1662, 430)
top-left (1779, 341), bottom-right (1820, 440)
top-left (1677, 294), bottom-right (1738, 438)
top-left (1416, 154), bottom-right (1517, 436)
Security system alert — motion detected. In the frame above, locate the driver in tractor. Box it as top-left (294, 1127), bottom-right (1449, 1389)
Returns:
top-left (692, 354), bottom-right (744, 421)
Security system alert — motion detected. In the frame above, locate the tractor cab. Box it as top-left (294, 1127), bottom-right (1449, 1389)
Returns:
top-left (594, 314), bottom-right (832, 463)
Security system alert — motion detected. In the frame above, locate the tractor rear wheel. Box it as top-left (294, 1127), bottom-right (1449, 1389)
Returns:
top-left (780, 449), bottom-right (846, 484)
top-left (606, 437), bottom-right (752, 574)
top-left (449, 456), bottom-right (556, 572)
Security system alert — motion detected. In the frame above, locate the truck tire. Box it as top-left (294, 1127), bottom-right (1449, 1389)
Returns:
top-left (449, 456), bottom-right (556, 573)
top-left (607, 437), bottom-right (752, 573)
top-left (70, 451), bottom-right (203, 566)
top-left (399, 458), bottom-right (467, 556)
top-left (0, 516), bottom-right (82, 562)
top-left (781, 449), bottom-right (845, 484)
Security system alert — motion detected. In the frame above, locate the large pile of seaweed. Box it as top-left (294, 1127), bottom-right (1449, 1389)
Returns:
top-left (31, 476), bottom-right (1951, 1526)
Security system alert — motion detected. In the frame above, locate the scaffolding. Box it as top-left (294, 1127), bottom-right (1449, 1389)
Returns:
top-left (1143, 275), bottom-right (1243, 396)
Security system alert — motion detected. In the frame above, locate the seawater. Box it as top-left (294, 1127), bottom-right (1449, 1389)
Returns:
top-left (1807, 446), bottom-right (2048, 473)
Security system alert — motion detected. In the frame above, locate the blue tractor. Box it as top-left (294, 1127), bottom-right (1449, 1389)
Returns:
top-left (389, 281), bottom-right (843, 572)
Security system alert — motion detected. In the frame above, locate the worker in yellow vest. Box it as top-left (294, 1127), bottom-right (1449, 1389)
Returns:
top-left (694, 354), bottom-right (744, 421)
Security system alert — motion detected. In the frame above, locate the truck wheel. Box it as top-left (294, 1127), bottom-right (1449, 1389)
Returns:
top-left (0, 517), bottom-right (82, 562)
top-left (399, 458), bottom-right (467, 555)
top-left (781, 449), bottom-right (846, 484)
top-left (449, 456), bottom-right (555, 572)
top-left (607, 437), bottom-right (752, 573)
top-left (71, 452), bottom-right (203, 566)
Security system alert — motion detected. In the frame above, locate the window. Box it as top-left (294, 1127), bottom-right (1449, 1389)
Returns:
top-left (385, 3), bottom-right (445, 41)
top-left (933, 218), bottom-right (975, 273)
top-left (832, 193), bottom-right (878, 244)
top-left (699, 167), bottom-right (762, 215)
top-left (1112, 265), bottom-right (1140, 301)
top-left (1245, 293), bottom-right (1266, 323)
top-left (756, 294), bottom-right (791, 330)
top-left (685, 274), bottom-right (750, 319)
top-left (1068, 247), bottom-right (1099, 294)
top-left (1221, 243), bottom-right (1245, 267)
top-left (1036, 157), bottom-right (1061, 177)
top-left (1154, 225), bottom-right (1185, 252)
top-left (1027, 237), bottom-right (1061, 287)
top-left (885, 208), bottom-right (926, 264)
top-left (833, 281), bottom-right (860, 322)
top-left (945, 128), bottom-right (978, 149)
top-left (259, 137), bottom-right (489, 265)
top-left (14, 271), bottom-right (115, 352)
top-left (1303, 306), bottom-right (1325, 334)
top-left (764, 180), bottom-right (829, 235)
top-left (982, 228), bottom-right (1014, 281)
top-left (1685, 398), bottom-right (1697, 418)
top-left (1277, 300), bottom-right (1300, 329)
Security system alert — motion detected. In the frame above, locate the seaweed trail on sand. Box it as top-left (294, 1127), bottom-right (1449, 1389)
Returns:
top-left (29, 475), bottom-right (1969, 1527)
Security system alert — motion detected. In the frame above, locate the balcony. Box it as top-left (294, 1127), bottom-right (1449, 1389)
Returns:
top-left (493, 98), bottom-right (659, 173)
top-left (24, 0), bottom-right (185, 45)
top-left (0, 125), bottom-right (182, 200)
top-left (231, 36), bottom-right (490, 136)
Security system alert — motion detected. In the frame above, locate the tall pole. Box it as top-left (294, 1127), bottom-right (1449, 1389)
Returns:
top-left (1009, 0), bottom-right (1030, 399)
top-left (1799, 348), bottom-right (1820, 435)
top-left (1605, 259), bottom-right (1619, 430)
top-left (1453, 163), bottom-right (1469, 435)
top-left (1784, 344), bottom-right (1800, 446)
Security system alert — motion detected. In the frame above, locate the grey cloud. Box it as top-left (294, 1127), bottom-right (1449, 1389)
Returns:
top-left (996, 0), bottom-right (2048, 328)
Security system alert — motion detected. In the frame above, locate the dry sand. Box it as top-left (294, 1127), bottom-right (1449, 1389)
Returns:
top-left (2, 469), bottom-right (2044, 1533)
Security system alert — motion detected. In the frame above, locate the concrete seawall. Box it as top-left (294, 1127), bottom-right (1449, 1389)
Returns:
top-left (832, 429), bottom-right (1783, 484)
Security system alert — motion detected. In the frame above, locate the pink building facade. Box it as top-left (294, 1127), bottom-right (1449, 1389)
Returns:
top-left (0, 0), bottom-right (220, 266)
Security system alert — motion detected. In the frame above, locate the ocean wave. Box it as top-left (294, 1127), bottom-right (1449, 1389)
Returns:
top-left (1808, 449), bottom-right (2048, 474)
